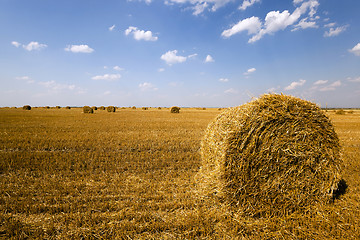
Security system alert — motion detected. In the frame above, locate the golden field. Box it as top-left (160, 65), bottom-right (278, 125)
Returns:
top-left (0, 107), bottom-right (360, 239)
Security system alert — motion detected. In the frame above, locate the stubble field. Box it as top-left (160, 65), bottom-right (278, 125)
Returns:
top-left (1, 107), bottom-right (360, 239)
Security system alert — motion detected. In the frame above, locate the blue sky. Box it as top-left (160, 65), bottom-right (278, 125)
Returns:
top-left (1, 0), bottom-right (359, 108)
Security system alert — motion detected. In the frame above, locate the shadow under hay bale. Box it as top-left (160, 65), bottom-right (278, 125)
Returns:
top-left (197, 93), bottom-right (343, 218)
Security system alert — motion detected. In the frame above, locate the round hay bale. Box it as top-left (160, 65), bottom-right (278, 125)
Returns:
top-left (197, 94), bottom-right (342, 217)
top-left (107, 106), bottom-right (116, 112)
top-left (65, 106), bottom-right (71, 109)
top-left (335, 109), bottom-right (345, 115)
top-left (23, 105), bottom-right (31, 110)
top-left (83, 106), bottom-right (94, 114)
top-left (92, 106), bottom-right (98, 111)
top-left (170, 106), bottom-right (180, 113)
top-left (142, 107), bottom-right (148, 110)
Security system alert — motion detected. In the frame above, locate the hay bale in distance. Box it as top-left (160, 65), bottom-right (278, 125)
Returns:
top-left (335, 109), bottom-right (345, 115)
top-left (23, 105), bottom-right (31, 110)
top-left (107, 106), bottom-right (116, 112)
top-left (99, 106), bottom-right (105, 110)
top-left (65, 106), bottom-right (71, 109)
top-left (142, 107), bottom-right (148, 110)
top-left (198, 94), bottom-right (342, 217)
top-left (170, 106), bottom-right (180, 113)
top-left (92, 106), bottom-right (98, 111)
top-left (83, 106), bottom-right (94, 114)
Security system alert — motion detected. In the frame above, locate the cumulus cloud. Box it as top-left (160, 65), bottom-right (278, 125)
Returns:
top-left (324, 25), bottom-right (348, 37)
top-left (239, 0), bottom-right (260, 11)
top-left (222, 16), bottom-right (262, 38)
top-left (244, 67), bottom-right (256, 75)
top-left (139, 82), bottom-right (158, 91)
top-left (91, 74), bottom-right (121, 81)
top-left (160, 50), bottom-right (187, 65)
top-left (125, 26), bottom-right (158, 41)
top-left (109, 24), bottom-right (115, 31)
top-left (22, 41), bottom-right (47, 51)
top-left (205, 55), bottom-right (214, 63)
top-left (11, 41), bottom-right (21, 47)
top-left (158, 68), bottom-right (165, 72)
top-left (223, 0), bottom-right (320, 43)
top-left (219, 78), bottom-right (229, 82)
top-left (349, 43), bottom-right (360, 56)
top-left (313, 80), bottom-right (328, 85)
top-left (65, 44), bottom-right (94, 53)
top-left (284, 79), bottom-right (306, 90)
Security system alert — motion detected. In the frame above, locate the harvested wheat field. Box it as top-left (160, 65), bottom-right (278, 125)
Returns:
top-left (1, 104), bottom-right (360, 239)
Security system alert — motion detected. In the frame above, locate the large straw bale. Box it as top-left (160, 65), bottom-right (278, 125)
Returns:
top-left (170, 106), bottom-right (180, 113)
top-left (197, 94), bottom-right (342, 217)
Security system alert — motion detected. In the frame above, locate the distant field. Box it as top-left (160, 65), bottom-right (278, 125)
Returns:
top-left (1, 107), bottom-right (359, 239)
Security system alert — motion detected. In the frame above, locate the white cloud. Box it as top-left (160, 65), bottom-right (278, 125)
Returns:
top-left (219, 78), bottom-right (229, 82)
top-left (267, 86), bottom-right (280, 93)
top-left (293, 0), bottom-right (304, 4)
top-left (324, 22), bottom-right (335, 28)
top-left (205, 55), bottom-right (214, 63)
top-left (139, 82), bottom-right (158, 91)
top-left (125, 26), bottom-right (158, 41)
top-left (347, 77), bottom-right (360, 83)
top-left (113, 66), bottom-right (124, 71)
top-left (91, 74), bottom-right (121, 81)
top-left (104, 91), bottom-right (111, 95)
top-left (349, 43), bottom-right (360, 56)
top-left (165, 0), bottom-right (233, 15)
top-left (239, 0), bottom-right (260, 11)
top-left (324, 25), bottom-right (348, 37)
top-left (314, 80), bottom-right (328, 85)
top-left (23, 41), bottom-right (47, 51)
top-left (16, 76), bottom-right (35, 84)
top-left (38, 80), bottom-right (76, 91)
top-left (224, 88), bottom-right (238, 94)
top-left (11, 41), bottom-right (21, 47)
top-left (224, 0), bottom-right (319, 43)
top-left (188, 53), bottom-right (198, 58)
top-left (250, 1), bottom-right (319, 43)
top-left (319, 81), bottom-right (341, 91)
top-left (158, 68), bottom-right (165, 72)
top-left (65, 44), bottom-right (94, 53)
top-left (222, 16), bottom-right (262, 38)
top-left (109, 24), bottom-right (115, 31)
top-left (284, 79), bottom-right (306, 90)
top-left (244, 67), bottom-right (256, 75)
top-left (292, 17), bottom-right (318, 31)
top-left (16, 76), bottom-right (30, 80)
top-left (160, 50), bottom-right (187, 65)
